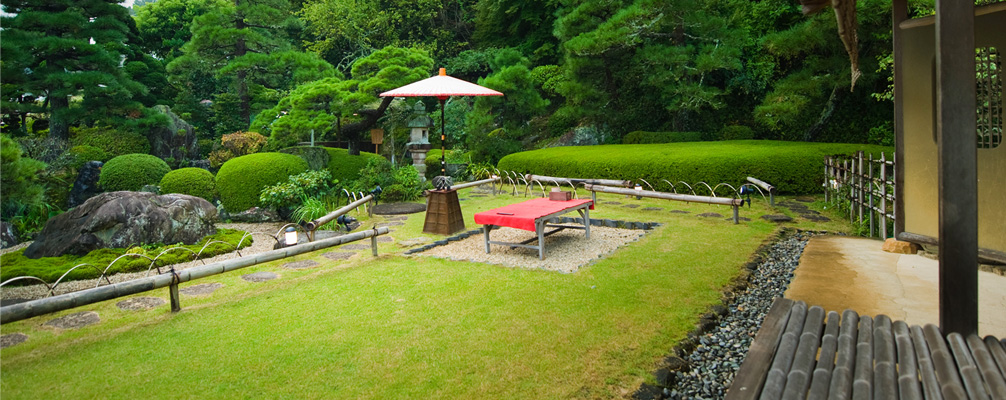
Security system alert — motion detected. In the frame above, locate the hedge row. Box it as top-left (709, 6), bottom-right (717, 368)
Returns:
top-left (281, 146), bottom-right (384, 183)
top-left (496, 140), bottom-right (892, 195)
top-left (622, 131), bottom-right (705, 144)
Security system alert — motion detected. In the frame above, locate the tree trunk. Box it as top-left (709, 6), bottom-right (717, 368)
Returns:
top-left (803, 84), bottom-right (843, 142)
top-left (340, 97), bottom-right (395, 155)
top-left (235, 1), bottom-right (250, 127)
top-left (49, 94), bottom-right (70, 140)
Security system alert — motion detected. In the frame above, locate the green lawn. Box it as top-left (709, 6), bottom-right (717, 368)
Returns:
top-left (0, 187), bottom-right (852, 399)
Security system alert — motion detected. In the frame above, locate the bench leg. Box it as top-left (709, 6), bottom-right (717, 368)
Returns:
top-left (537, 221), bottom-right (545, 260)
top-left (484, 225), bottom-right (492, 253)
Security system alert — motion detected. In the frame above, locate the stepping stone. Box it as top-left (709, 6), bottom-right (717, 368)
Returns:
top-left (642, 207), bottom-right (663, 211)
top-left (726, 217), bottom-right (752, 222)
top-left (623, 204), bottom-right (641, 209)
top-left (242, 271), bottom-right (278, 282)
top-left (398, 237), bottom-right (431, 247)
top-left (312, 230), bottom-right (344, 240)
top-left (376, 236), bottom-right (393, 243)
top-left (180, 283), bottom-right (224, 296)
top-left (603, 201), bottom-right (622, 205)
top-left (801, 214), bottom-right (831, 222)
top-left (322, 252), bottom-right (355, 261)
top-left (669, 210), bottom-right (690, 214)
top-left (761, 214), bottom-right (794, 223)
top-left (117, 296), bottom-right (166, 311)
top-left (1, 333), bottom-right (28, 349)
top-left (283, 260), bottom-right (320, 270)
top-left (697, 212), bottom-right (723, 218)
top-left (377, 222), bottom-right (404, 227)
top-left (372, 202), bottom-right (426, 215)
top-left (341, 244), bottom-right (371, 250)
top-left (45, 311), bottom-right (99, 330)
top-left (385, 216), bottom-right (408, 222)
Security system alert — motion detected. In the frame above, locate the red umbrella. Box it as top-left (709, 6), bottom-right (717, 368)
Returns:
top-left (380, 68), bottom-right (503, 178)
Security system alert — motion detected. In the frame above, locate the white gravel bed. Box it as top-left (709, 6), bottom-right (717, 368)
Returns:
top-left (416, 226), bottom-right (647, 273)
top-left (1, 222), bottom-right (287, 302)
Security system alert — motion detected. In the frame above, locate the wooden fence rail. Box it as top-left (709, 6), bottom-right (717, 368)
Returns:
top-left (824, 151), bottom-right (896, 239)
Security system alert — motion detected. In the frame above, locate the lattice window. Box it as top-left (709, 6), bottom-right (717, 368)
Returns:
top-left (977, 47), bottom-right (1002, 149)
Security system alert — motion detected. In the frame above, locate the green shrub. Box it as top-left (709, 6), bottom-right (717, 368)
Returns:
top-left (70, 126), bottom-right (150, 158)
top-left (719, 125), bottom-right (755, 141)
top-left (350, 158), bottom-right (425, 202)
top-left (209, 131), bottom-right (268, 168)
top-left (160, 168), bottom-right (217, 202)
top-left (197, 139), bottom-right (214, 159)
top-left (98, 154), bottom-right (171, 192)
top-left (280, 146), bottom-right (385, 183)
top-left (424, 149), bottom-right (472, 180)
top-left (259, 170), bottom-right (337, 210)
top-left (622, 131), bottom-right (705, 144)
top-left (497, 140), bottom-right (893, 195)
top-left (69, 145), bottom-right (111, 168)
top-left (0, 229), bottom-right (251, 283)
top-left (1, 135), bottom-right (47, 219)
top-left (216, 152), bottom-right (308, 212)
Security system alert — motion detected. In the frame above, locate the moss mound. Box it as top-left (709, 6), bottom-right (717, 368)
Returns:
top-left (497, 140), bottom-right (892, 195)
top-left (98, 154), bottom-right (171, 192)
top-left (216, 152), bottom-right (308, 212)
top-left (160, 168), bottom-right (217, 202)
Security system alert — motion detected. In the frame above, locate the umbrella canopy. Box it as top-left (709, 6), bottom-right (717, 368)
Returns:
top-left (380, 68), bottom-right (503, 100)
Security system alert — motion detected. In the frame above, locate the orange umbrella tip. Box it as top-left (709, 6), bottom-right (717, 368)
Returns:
top-left (439, 68), bottom-right (446, 76)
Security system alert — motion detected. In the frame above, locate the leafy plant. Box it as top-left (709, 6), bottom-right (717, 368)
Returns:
top-left (1, 134), bottom-right (48, 220)
top-left (259, 170), bottom-right (338, 210)
top-left (209, 131), bottom-right (268, 168)
top-left (350, 158), bottom-right (426, 202)
top-left (291, 196), bottom-right (340, 230)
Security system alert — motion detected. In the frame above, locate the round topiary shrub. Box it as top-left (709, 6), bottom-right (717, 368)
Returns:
top-left (215, 152), bottom-right (308, 212)
top-left (160, 168), bottom-right (217, 202)
top-left (98, 154), bottom-right (171, 192)
top-left (69, 145), bottom-right (110, 169)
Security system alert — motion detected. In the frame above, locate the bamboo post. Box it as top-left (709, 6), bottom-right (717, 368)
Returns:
top-left (880, 153), bottom-right (888, 239)
top-left (824, 157), bottom-right (830, 203)
top-left (169, 280), bottom-right (181, 312)
top-left (857, 151), bottom-right (864, 226)
top-left (846, 159), bottom-right (853, 222)
top-left (869, 153), bottom-right (875, 237)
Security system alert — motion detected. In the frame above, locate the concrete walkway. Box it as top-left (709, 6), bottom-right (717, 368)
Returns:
top-left (785, 235), bottom-right (1006, 337)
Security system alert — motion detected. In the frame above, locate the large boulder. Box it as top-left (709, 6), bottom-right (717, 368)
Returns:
top-left (24, 191), bottom-right (218, 259)
top-left (69, 161), bottom-right (104, 208)
top-left (147, 105), bottom-right (198, 164)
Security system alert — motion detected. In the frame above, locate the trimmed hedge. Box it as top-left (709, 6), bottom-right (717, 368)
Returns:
top-left (70, 126), bottom-right (150, 158)
top-left (98, 154), bottom-right (171, 192)
top-left (497, 140), bottom-right (892, 195)
top-left (280, 146), bottom-right (385, 183)
top-left (216, 152), bottom-right (309, 212)
top-left (160, 168), bottom-right (217, 202)
top-left (622, 131), bottom-right (705, 144)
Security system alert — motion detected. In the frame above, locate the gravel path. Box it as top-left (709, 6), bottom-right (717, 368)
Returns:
top-left (1, 222), bottom-right (287, 302)
top-left (664, 232), bottom-right (813, 399)
top-left (416, 226), bottom-right (647, 273)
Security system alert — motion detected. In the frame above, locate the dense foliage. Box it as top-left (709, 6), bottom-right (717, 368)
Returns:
top-left (215, 152), bottom-right (309, 212)
top-left (497, 141), bottom-right (892, 194)
top-left (259, 169), bottom-right (338, 210)
top-left (349, 158), bottom-right (426, 202)
top-left (209, 131), bottom-right (268, 167)
top-left (160, 167), bottom-right (218, 201)
top-left (69, 126), bottom-right (151, 159)
top-left (0, 135), bottom-right (47, 221)
top-left (98, 154), bottom-right (172, 192)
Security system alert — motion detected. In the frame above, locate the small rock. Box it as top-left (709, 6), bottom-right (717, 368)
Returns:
top-left (882, 238), bottom-right (920, 254)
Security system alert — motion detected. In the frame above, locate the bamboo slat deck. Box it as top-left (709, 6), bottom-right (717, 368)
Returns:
top-left (727, 298), bottom-right (1006, 400)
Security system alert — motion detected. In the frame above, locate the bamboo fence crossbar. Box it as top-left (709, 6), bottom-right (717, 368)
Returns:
top-left (824, 151), bottom-right (896, 239)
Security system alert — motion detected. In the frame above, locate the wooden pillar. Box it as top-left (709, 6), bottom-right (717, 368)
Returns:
top-left (935, 0), bottom-right (978, 335)
top-left (893, 0), bottom-right (907, 237)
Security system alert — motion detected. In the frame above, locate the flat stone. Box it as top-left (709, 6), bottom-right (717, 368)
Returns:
top-left (376, 222), bottom-right (404, 227)
top-left (697, 212), bottom-right (723, 218)
top-left (376, 236), bottom-right (393, 243)
top-left (322, 251), bottom-right (355, 260)
top-left (371, 202), bottom-right (426, 215)
top-left (623, 204), bottom-right (641, 209)
top-left (242, 271), bottom-right (278, 282)
top-left (45, 311), bottom-right (100, 329)
top-left (727, 217), bottom-right (752, 222)
top-left (761, 214), bottom-right (794, 223)
top-left (603, 201), bottom-right (622, 205)
top-left (1, 333), bottom-right (28, 348)
top-left (882, 238), bottom-right (920, 254)
top-left (312, 230), bottom-right (344, 240)
top-left (341, 243), bottom-right (372, 250)
top-left (116, 296), bottom-right (166, 310)
top-left (385, 216), bottom-right (408, 222)
top-left (283, 260), bottom-right (320, 270)
top-left (642, 207), bottom-right (663, 211)
top-left (398, 237), bottom-right (431, 247)
top-left (180, 283), bottom-right (223, 296)
top-left (801, 214), bottom-right (831, 222)
top-left (669, 210), bottom-right (690, 214)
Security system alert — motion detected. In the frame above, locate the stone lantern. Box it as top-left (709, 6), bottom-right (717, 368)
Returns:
top-left (406, 101), bottom-right (434, 176)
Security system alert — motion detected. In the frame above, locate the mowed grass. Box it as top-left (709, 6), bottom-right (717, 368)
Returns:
top-left (0, 187), bottom-right (852, 399)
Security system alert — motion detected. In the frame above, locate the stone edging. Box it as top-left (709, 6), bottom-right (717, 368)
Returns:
top-left (403, 217), bottom-right (662, 255)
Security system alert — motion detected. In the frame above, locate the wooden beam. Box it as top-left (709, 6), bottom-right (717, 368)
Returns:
top-left (935, 0), bottom-right (978, 335)
top-left (892, 0), bottom-right (907, 237)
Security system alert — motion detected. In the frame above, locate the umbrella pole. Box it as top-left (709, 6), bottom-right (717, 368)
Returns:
top-left (440, 98), bottom-right (446, 177)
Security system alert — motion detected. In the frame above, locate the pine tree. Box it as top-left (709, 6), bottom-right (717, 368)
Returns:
top-left (1, 0), bottom-right (149, 139)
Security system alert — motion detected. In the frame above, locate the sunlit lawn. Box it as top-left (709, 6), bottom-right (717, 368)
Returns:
top-left (0, 186), bottom-right (852, 399)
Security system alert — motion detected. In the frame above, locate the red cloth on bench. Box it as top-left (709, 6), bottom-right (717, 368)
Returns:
top-left (473, 198), bottom-right (594, 232)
